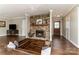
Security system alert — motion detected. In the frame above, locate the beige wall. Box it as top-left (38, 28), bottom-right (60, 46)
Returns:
top-left (62, 7), bottom-right (79, 48)
top-left (77, 7), bottom-right (79, 48)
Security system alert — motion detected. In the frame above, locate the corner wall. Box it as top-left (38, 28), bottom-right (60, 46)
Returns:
top-left (25, 16), bottom-right (30, 38)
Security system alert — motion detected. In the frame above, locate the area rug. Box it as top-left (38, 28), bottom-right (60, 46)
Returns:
top-left (18, 38), bottom-right (45, 55)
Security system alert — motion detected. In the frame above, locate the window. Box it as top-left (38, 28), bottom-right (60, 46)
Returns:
top-left (54, 22), bottom-right (60, 28)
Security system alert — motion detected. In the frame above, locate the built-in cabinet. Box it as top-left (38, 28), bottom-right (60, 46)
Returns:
top-left (7, 30), bottom-right (19, 35)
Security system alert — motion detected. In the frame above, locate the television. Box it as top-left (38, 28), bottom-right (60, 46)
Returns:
top-left (9, 24), bottom-right (16, 30)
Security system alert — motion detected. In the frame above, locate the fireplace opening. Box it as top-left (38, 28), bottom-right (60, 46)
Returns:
top-left (36, 30), bottom-right (45, 38)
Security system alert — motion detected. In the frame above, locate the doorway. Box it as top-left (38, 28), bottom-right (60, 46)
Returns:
top-left (53, 21), bottom-right (60, 36)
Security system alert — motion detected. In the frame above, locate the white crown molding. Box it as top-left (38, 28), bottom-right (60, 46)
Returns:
top-left (0, 16), bottom-right (25, 20)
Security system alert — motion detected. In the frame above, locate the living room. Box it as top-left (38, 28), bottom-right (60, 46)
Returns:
top-left (0, 4), bottom-right (79, 55)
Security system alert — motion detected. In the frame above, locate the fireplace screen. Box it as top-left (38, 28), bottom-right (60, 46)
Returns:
top-left (36, 30), bottom-right (45, 38)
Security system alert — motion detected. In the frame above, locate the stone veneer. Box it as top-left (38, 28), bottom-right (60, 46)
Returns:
top-left (30, 14), bottom-right (50, 40)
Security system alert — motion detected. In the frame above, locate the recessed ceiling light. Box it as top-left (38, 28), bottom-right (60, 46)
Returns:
top-left (57, 15), bottom-right (60, 17)
top-left (50, 9), bottom-right (53, 12)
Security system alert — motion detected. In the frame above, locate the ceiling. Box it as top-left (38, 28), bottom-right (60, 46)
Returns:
top-left (0, 4), bottom-right (77, 18)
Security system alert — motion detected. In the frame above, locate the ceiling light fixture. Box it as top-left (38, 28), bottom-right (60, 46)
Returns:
top-left (57, 15), bottom-right (60, 17)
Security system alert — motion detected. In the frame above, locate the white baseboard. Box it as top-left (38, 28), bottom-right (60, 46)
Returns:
top-left (0, 34), bottom-right (6, 36)
top-left (68, 39), bottom-right (79, 48)
top-left (62, 35), bottom-right (79, 48)
top-left (0, 34), bottom-right (25, 37)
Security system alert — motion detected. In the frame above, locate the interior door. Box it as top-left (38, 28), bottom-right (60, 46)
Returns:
top-left (54, 21), bottom-right (60, 36)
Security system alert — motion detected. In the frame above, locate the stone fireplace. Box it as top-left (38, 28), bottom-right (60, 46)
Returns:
top-left (36, 30), bottom-right (45, 38)
top-left (30, 14), bottom-right (50, 40)
top-left (29, 25), bottom-right (49, 40)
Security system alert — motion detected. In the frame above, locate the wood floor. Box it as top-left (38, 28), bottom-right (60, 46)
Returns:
top-left (0, 36), bottom-right (79, 55)
top-left (0, 36), bottom-right (29, 55)
top-left (51, 36), bottom-right (79, 55)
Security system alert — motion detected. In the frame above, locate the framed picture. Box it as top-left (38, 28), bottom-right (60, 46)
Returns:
top-left (36, 19), bottom-right (42, 24)
top-left (0, 21), bottom-right (6, 27)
